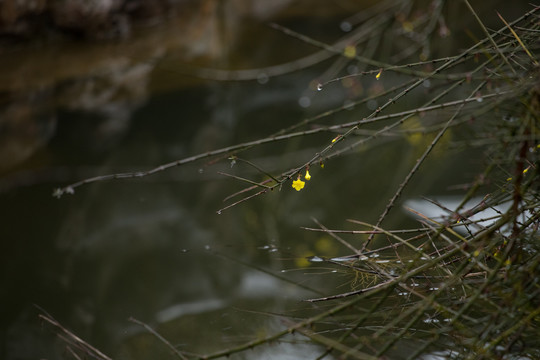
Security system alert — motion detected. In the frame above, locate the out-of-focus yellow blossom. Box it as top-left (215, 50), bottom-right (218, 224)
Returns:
top-left (292, 178), bottom-right (305, 191)
top-left (344, 45), bottom-right (356, 58)
top-left (402, 21), bottom-right (414, 32)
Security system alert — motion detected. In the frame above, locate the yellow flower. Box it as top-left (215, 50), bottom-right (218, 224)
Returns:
top-left (292, 178), bottom-right (305, 191)
top-left (305, 170), bottom-right (311, 181)
top-left (375, 68), bottom-right (382, 80)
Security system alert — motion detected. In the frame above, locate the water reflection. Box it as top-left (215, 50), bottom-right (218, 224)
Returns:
top-left (4, 0), bottom-right (529, 358)
top-left (0, 2), bottom-right (380, 359)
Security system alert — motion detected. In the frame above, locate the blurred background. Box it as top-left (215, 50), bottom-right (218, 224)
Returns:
top-left (0, 1), bottom-right (534, 359)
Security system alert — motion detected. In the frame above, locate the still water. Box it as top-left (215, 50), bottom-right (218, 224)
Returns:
top-left (0, 1), bottom-right (524, 359)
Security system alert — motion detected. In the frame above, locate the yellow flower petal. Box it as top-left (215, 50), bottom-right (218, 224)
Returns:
top-left (292, 179), bottom-right (305, 191)
top-left (305, 170), bottom-right (311, 181)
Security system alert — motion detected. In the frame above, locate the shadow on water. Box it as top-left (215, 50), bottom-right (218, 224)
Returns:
top-left (1, 1), bottom-right (535, 359)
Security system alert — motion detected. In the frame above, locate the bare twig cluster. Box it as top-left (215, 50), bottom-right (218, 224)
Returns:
top-left (48, 1), bottom-right (540, 359)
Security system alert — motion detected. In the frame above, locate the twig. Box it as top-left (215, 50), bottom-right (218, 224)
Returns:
top-left (310, 217), bottom-right (361, 254)
top-left (230, 156), bottom-right (280, 183)
top-left (361, 97), bottom-right (466, 251)
top-left (216, 188), bottom-right (268, 214)
top-left (217, 171), bottom-right (271, 189)
top-left (128, 317), bottom-right (189, 360)
top-left (52, 87), bottom-right (508, 200)
top-left (291, 324), bottom-right (379, 360)
top-left (463, 0), bottom-right (517, 75)
top-left (38, 311), bottom-right (112, 360)
top-left (305, 279), bottom-right (392, 302)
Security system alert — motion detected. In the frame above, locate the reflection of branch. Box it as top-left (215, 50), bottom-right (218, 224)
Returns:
top-left (185, 44), bottom-right (333, 81)
top-left (37, 308), bottom-right (112, 360)
top-left (186, 3), bottom-right (397, 83)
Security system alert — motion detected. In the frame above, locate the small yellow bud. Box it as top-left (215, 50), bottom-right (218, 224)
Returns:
top-left (305, 170), bottom-right (311, 181)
